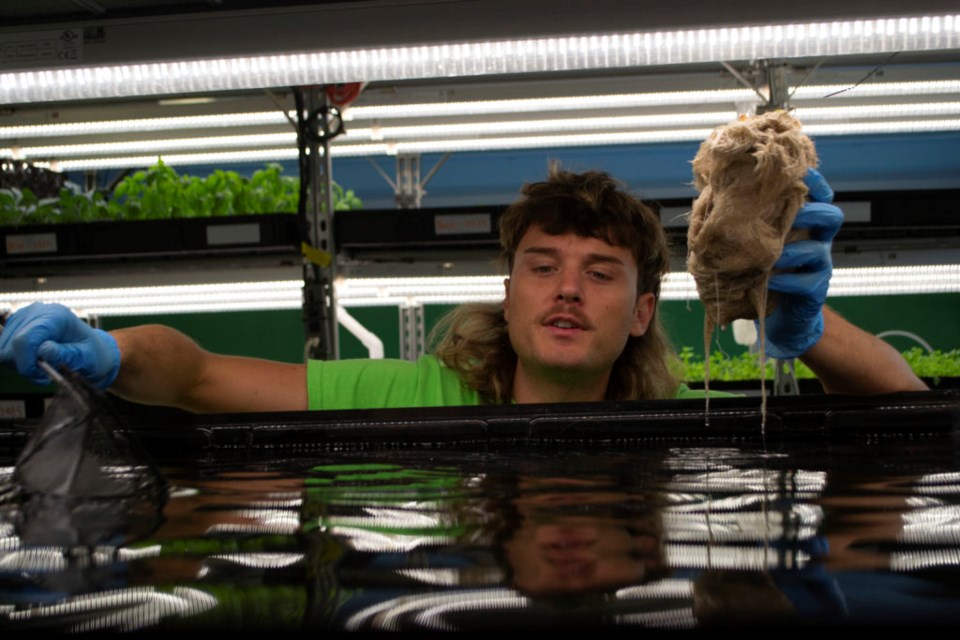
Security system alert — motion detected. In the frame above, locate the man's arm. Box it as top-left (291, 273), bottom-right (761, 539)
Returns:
top-left (110, 325), bottom-right (307, 413)
top-left (799, 306), bottom-right (927, 395)
top-left (762, 169), bottom-right (926, 396)
top-left (0, 303), bottom-right (307, 414)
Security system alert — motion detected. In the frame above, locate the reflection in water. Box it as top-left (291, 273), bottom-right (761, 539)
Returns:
top-left (0, 374), bottom-right (174, 631)
top-left (2, 440), bottom-right (960, 630)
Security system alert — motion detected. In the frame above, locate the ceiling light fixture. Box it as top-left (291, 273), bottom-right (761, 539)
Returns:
top-left (8, 93), bottom-right (960, 169)
top-left (6, 78), bottom-right (958, 142)
top-left (0, 15), bottom-right (956, 105)
top-left (34, 114), bottom-right (960, 171)
top-left (1, 266), bottom-right (955, 316)
top-left (0, 112), bottom-right (292, 139)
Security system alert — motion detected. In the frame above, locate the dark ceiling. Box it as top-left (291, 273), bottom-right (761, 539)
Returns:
top-left (5, 1), bottom-right (960, 38)
top-left (0, 1), bottom-right (358, 27)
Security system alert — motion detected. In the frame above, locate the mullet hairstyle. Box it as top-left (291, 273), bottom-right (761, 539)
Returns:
top-left (431, 165), bottom-right (681, 403)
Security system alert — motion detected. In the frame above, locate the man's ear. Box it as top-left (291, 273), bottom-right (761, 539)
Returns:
top-left (631, 292), bottom-right (656, 337)
top-left (503, 277), bottom-right (511, 322)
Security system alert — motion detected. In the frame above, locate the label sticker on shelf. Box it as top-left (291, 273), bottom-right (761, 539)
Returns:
top-left (206, 223), bottom-right (261, 246)
top-left (6, 233), bottom-right (57, 255)
top-left (0, 28), bottom-right (82, 71)
top-left (301, 242), bottom-right (332, 267)
top-left (0, 400), bottom-right (26, 420)
top-left (434, 213), bottom-right (491, 236)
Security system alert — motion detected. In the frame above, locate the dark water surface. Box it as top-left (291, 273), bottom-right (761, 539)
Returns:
top-left (3, 436), bottom-right (960, 632)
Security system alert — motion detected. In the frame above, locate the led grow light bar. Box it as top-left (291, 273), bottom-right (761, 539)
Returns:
top-left (1, 266), bottom-right (956, 316)
top-left (0, 15), bottom-right (957, 105)
top-left (0, 112), bottom-right (293, 139)
top-left (7, 102), bottom-right (960, 163)
top-left (23, 116), bottom-right (958, 170)
top-left (6, 79), bottom-right (959, 143)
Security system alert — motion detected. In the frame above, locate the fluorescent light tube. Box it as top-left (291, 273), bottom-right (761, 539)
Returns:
top-left (0, 15), bottom-right (956, 104)
top-left (1, 266), bottom-right (956, 316)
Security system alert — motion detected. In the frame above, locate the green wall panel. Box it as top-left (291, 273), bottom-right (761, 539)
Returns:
top-left (827, 294), bottom-right (960, 353)
top-left (100, 310), bottom-right (307, 363)
top-left (661, 293), bottom-right (960, 358)
top-left (0, 367), bottom-right (47, 393)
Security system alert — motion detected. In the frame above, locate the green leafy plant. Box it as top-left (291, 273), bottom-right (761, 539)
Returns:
top-left (900, 347), bottom-right (960, 382)
top-left (677, 346), bottom-right (960, 383)
top-left (0, 160), bottom-right (361, 225)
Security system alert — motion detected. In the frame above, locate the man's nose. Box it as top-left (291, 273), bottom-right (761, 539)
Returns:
top-left (556, 270), bottom-right (583, 302)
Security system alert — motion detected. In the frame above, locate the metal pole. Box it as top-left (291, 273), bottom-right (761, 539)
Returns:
top-left (301, 87), bottom-right (339, 361)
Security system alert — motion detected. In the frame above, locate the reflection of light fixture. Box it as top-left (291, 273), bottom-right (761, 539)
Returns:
top-left (205, 518), bottom-right (302, 536)
top-left (343, 589), bottom-right (530, 632)
top-left (664, 543), bottom-right (811, 570)
top-left (396, 567), bottom-right (505, 586)
top-left (891, 548), bottom-right (960, 571)
top-left (328, 525), bottom-right (457, 553)
top-left (0, 266), bottom-right (956, 316)
top-left (661, 510), bottom-right (821, 542)
top-left (1, 14), bottom-right (957, 104)
top-left (1, 586), bottom-right (217, 632)
top-left (614, 580), bottom-right (697, 629)
top-left (899, 506), bottom-right (960, 544)
top-left (617, 579), bottom-right (695, 600)
top-left (666, 470), bottom-right (828, 496)
top-left (200, 552), bottom-right (305, 568)
top-left (343, 583), bottom-right (702, 631)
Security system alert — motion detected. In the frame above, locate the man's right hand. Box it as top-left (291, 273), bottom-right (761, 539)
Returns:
top-left (761, 169), bottom-right (844, 359)
top-left (0, 302), bottom-right (120, 389)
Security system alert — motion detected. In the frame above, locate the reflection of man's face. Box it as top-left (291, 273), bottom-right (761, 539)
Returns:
top-left (502, 479), bottom-right (663, 596)
top-left (505, 518), bottom-right (660, 595)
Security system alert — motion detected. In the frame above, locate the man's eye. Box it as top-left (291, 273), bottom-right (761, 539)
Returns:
top-left (532, 265), bottom-right (555, 274)
top-left (589, 270), bottom-right (613, 281)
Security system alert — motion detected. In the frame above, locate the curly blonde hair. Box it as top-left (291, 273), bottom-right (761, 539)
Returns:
top-left (431, 165), bottom-right (680, 403)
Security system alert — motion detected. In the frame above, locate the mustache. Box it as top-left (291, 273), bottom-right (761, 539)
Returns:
top-left (541, 308), bottom-right (592, 330)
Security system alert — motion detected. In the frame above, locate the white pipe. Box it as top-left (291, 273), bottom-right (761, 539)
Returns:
top-left (336, 305), bottom-right (384, 359)
top-left (875, 330), bottom-right (935, 353)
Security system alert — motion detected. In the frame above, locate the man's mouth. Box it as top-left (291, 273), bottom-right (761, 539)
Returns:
top-left (545, 314), bottom-right (587, 331)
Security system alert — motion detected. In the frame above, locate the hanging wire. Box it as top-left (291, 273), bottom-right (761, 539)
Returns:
top-left (821, 52), bottom-right (901, 99)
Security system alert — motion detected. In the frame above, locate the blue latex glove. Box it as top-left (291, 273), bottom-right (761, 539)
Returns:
top-left (0, 302), bottom-right (120, 389)
top-left (761, 168), bottom-right (844, 360)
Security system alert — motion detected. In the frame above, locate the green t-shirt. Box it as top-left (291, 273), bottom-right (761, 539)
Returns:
top-left (307, 355), bottom-right (734, 410)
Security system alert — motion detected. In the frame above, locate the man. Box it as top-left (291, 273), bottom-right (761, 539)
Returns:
top-left (0, 167), bottom-right (926, 413)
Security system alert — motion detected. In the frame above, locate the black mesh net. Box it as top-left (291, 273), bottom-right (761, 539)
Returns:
top-left (5, 365), bottom-right (168, 548)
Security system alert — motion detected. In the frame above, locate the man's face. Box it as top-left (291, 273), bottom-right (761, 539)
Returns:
top-left (503, 226), bottom-right (655, 394)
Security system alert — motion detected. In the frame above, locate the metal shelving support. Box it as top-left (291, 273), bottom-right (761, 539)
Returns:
top-left (399, 303), bottom-right (426, 362)
top-left (300, 87), bottom-right (340, 361)
top-left (367, 153), bottom-right (450, 209)
top-left (396, 154), bottom-right (423, 209)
